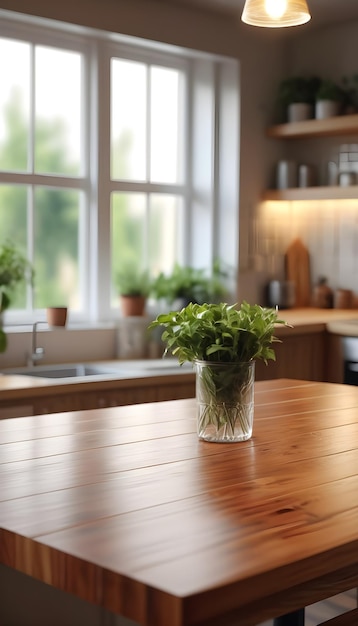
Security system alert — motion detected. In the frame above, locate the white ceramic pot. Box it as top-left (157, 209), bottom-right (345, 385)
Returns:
top-left (288, 102), bottom-right (313, 123)
top-left (315, 100), bottom-right (340, 120)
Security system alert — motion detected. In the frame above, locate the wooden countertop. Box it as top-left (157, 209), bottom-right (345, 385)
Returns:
top-left (274, 307), bottom-right (358, 336)
top-left (0, 359), bottom-right (195, 401)
top-left (1, 379), bottom-right (358, 626)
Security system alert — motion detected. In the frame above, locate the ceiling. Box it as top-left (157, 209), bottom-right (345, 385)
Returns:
top-left (162, 0), bottom-right (358, 30)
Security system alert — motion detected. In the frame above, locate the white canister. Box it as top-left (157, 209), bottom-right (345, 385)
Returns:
top-left (298, 164), bottom-right (316, 188)
top-left (276, 160), bottom-right (298, 190)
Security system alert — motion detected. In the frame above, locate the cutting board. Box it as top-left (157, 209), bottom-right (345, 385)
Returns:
top-left (285, 238), bottom-right (311, 307)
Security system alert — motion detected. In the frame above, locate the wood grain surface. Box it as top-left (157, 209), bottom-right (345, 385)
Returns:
top-left (1, 379), bottom-right (358, 626)
top-left (285, 238), bottom-right (312, 307)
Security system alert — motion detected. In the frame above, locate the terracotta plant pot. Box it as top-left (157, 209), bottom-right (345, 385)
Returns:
top-left (119, 295), bottom-right (146, 317)
top-left (46, 307), bottom-right (68, 327)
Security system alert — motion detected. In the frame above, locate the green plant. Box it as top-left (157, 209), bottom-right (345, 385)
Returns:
top-left (0, 240), bottom-right (34, 352)
top-left (315, 79), bottom-right (345, 102)
top-left (277, 76), bottom-right (320, 107)
top-left (149, 301), bottom-right (289, 365)
top-left (149, 302), bottom-right (290, 439)
top-left (116, 267), bottom-right (151, 297)
top-left (151, 260), bottom-right (228, 305)
top-left (341, 74), bottom-right (358, 111)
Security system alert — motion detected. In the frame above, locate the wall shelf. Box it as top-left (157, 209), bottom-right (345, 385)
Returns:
top-left (263, 185), bottom-right (358, 201)
top-left (267, 114), bottom-right (358, 139)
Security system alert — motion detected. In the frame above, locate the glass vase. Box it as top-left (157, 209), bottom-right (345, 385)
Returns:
top-left (194, 360), bottom-right (255, 443)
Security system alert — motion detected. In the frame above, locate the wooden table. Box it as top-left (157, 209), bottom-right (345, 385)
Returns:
top-left (1, 378), bottom-right (358, 626)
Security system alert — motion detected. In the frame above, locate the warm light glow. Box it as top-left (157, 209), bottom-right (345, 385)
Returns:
top-left (241, 0), bottom-right (311, 28)
top-left (265, 0), bottom-right (287, 19)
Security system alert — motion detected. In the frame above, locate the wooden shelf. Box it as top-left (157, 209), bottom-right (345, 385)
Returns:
top-left (267, 113), bottom-right (358, 139)
top-left (263, 185), bottom-right (358, 201)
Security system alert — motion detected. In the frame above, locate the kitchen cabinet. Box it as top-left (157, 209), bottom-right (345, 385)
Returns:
top-left (0, 377), bottom-right (196, 418)
top-left (255, 329), bottom-right (326, 382)
top-left (264, 113), bottom-right (358, 201)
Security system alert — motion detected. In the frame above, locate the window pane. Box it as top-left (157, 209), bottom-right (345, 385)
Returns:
top-left (150, 66), bottom-right (182, 184)
top-left (111, 192), bottom-right (146, 302)
top-left (111, 59), bottom-right (146, 181)
top-left (149, 194), bottom-right (183, 275)
top-left (0, 184), bottom-right (28, 309)
top-left (0, 39), bottom-right (30, 172)
top-left (33, 187), bottom-right (80, 309)
top-left (35, 46), bottom-right (82, 176)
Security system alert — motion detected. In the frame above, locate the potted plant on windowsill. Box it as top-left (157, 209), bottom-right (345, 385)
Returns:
top-left (116, 267), bottom-right (152, 317)
top-left (151, 260), bottom-right (229, 310)
top-left (149, 301), bottom-right (290, 443)
top-left (0, 240), bottom-right (34, 352)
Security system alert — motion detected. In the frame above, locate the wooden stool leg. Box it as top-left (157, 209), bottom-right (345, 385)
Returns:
top-left (273, 608), bottom-right (305, 626)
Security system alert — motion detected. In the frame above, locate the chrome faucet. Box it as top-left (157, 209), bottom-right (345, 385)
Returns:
top-left (27, 321), bottom-right (47, 367)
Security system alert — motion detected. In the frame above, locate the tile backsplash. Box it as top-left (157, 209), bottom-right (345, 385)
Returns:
top-left (257, 199), bottom-right (358, 300)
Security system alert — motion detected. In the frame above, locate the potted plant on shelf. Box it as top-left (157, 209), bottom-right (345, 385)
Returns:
top-left (315, 79), bottom-right (345, 119)
top-left (277, 76), bottom-right (320, 123)
top-left (116, 267), bottom-right (151, 317)
top-left (341, 74), bottom-right (358, 114)
top-left (149, 301), bottom-right (290, 443)
top-left (0, 240), bottom-right (34, 352)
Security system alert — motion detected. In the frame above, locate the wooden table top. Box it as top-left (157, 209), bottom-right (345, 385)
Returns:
top-left (1, 378), bottom-right (358, 626)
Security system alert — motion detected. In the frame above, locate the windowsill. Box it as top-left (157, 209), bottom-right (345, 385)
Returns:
top-left (4, 321), bottom-right (118, 333)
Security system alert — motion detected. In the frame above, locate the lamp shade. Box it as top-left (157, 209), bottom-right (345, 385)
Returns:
top-left (241, 0), bottom-right (311, 28)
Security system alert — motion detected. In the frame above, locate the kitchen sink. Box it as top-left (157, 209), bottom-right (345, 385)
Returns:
top-left (2, 359), bottom-right (194, 380)
top-left (3, 363), bottom-right (125, 379)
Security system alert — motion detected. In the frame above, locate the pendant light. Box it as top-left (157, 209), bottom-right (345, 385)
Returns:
top-left (241, 0), bottom-right (311, 28)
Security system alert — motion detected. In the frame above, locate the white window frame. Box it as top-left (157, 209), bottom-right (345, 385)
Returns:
top-left (0, 11), bottom-right (240, 327)
top-left (0, 16), bottom-right (93, 325)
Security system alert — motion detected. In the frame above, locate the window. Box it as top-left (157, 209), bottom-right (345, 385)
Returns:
top-left (0, 14), bottom-right (239, 324)
top-left (0, 27), bottom-right (87, 320)
top-left (110, 56), bottom-right (186, 303)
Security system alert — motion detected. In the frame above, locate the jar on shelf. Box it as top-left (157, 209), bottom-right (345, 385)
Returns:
top-left (312, 277), bottom-right (333, 309)
top-left (276, 160), bottom-right (298, 189)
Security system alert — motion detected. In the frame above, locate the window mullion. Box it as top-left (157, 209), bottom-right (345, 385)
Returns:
top-left (145, 64), bottom-right (151, 270)
top-left (28, 44), bottom-right (35, 311)
top-left (27, 186), bottom-right (34, 311)
top-left (146, 64), bottom-right (151, 184)
top-left (29, 43), bottom-right (35, 173)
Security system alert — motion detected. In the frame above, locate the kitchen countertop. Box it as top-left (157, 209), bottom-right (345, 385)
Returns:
top-left (0, 358), bottom-right (195, 401)
top-left (273, 307), bottom-right (358, 335)
top-left (1, 379), bottom-right (358, 626)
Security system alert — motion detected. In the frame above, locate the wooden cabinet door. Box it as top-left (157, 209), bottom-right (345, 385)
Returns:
top-left (255, 332), bottom-right (325, 382)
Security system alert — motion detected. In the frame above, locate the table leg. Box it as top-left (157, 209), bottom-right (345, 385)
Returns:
top-left (273, 608), bottom-right (305, 626)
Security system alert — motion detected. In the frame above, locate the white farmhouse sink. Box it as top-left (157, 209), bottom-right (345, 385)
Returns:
top-left (3, 363), bottom-right (125, 379)
top-left (2, 359), bottom-right (194, 380)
